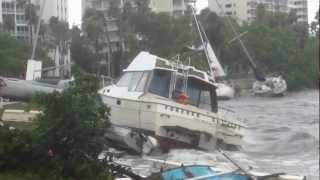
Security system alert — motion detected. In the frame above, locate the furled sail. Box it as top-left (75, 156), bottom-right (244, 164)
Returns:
top-left (205, 42), bottom-right (226, 77)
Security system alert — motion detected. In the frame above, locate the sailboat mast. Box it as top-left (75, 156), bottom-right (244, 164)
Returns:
top-left (191, 6), bottom-right (215, 79)
top-left (214, 0), bottom-right (257, 70)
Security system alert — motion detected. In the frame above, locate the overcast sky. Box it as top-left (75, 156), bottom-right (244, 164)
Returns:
top-left (68, 0), bottom-right (319, 27)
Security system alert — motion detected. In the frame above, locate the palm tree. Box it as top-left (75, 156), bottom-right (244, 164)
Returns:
top-left (49, 17), bottom-right (70, 77)
top-left (82, 9), bottom-right (110, 74)
top-left (82, 8), bottom-right (112, 76)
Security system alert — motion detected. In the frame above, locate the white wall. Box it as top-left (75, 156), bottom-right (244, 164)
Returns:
top-left (33, 0), bottom-right (69, 23)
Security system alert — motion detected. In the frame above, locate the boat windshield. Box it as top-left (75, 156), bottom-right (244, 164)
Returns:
top-left (116, 71), bottom-right (149, 92)
top-left (148, 69), bottom-right (217, 112)
top-left (187, 78), bottom-right (216, 112)
top-left (149, 69), bottom-right (171, 98)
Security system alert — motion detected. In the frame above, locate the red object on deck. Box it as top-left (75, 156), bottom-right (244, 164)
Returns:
top-left (178, 92), bottom-right (188, 105)
top-left (48, 149), bottom-right (54, 157)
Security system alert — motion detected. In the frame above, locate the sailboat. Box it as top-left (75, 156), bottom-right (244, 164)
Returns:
top-left (191, 15), bottom-right (235, 100)
top-left (210, 0), bottom-right (287, 97)
top-left (252, 76), bottom-right (287, 97)
top-left (204, 42), bottom-right (235, 100)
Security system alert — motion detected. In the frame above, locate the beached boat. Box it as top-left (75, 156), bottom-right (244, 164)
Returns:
top-left (252, 76), bottom-right (287, 97)
top-left (0, 76), bottom-right (71, 100)
top-left (99, 51), bottom-right (246, 154)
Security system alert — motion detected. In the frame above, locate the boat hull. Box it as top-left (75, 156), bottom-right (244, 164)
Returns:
top-left (100, 93), bottom-right (245, 153)
top-left (0, 77), bottom-right (63, 100)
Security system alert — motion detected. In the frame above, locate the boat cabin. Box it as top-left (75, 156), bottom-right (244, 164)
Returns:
top-left (112, 52), bottom-right (218, 113)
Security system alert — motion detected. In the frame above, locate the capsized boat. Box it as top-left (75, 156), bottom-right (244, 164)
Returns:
top-left (252, 76), bottom-right (287, 97)
top-left (99, 51), bottom-right (246, 154)
top-left (0, 76), bottom-right (71, 100)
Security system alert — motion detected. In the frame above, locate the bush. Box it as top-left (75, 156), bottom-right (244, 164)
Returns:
top-left (0, 73), bottom-right (113, 179)
top-left (31, 73), bottom-right (111, 179)
top-left (0, 123), bottom-right (34, 171)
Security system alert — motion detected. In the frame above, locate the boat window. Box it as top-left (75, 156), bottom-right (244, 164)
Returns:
top-left (149, 70), bottom-right (171, 98)
top-left (128, 72), bottom-right (143, 91)
top-left (172, 75), bottom-right (186, 99)
top-left (117, 72), bottom-right (149, 92)
top-left (135, 72), bottom-right (149, 92)
top-left (186, 78), bottom-right (217, 112)
top-left (199, 90), bottom-right (211, 111)
top-left (187, 80), bottom-right (201, 106)
top-left (117, 72), bottom-right (132, 87)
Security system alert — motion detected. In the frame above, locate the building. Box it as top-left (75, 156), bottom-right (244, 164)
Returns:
top-left (82, 0), bottom-right (195, 18)
top-left (208, 0), bottom-right (308, 25)
top-left (80, 0), bottom-right (195, 52)
top-left (41, 0), bottom-right (69, 23)
top-left (0, 0), bottom-right (69, 40)
top-left (0, 0), bottom-right (30, 41)
top-left (81, 0), bottom-right (125, 53)
top-left (149, 0), bottom-right (195, 17)
top-left (288, 0), bottom-right (308, 22)
top-left (0, 0), bottom-right (70, 77)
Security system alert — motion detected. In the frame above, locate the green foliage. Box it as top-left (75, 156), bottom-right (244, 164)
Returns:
top-left (0, 74), bottom-right (113, 179)
top-left (49, 17), bottom-right (69, 43)
top-left (0, 32), bottom-right (52, 76)
top-left (0, 124), bottom-right (34, 171)
top-left (70, 26), bottom-right (97, 73)
top-left (31, 73), bottom-right (111, 179)
top-left (76, 2), bottom-right (317, 91)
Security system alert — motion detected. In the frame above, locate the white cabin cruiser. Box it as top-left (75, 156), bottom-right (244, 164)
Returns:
top-left (252, 76), bottom-right (287, 97)
top-left (99, 52), bottom-right (246, 153)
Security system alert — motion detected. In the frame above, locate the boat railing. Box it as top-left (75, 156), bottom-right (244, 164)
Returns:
top-left (218, 107), bottom-right (246, 124)
top-left (100, 75), bottom-right (115, 88)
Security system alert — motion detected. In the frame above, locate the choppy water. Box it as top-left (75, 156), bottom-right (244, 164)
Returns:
top-left (118, 90), bottom-right (319, 179)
